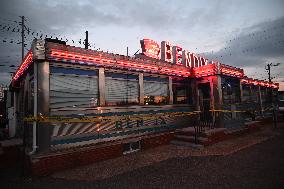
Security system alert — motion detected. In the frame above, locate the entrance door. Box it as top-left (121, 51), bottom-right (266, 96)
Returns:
top-left (198, 83), bottom-right (212, 124)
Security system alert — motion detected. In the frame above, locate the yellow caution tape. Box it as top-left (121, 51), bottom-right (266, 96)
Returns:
top-left (209, 109), bottom-right (247, 113)
top-left (23, 111), bottom-right (201, 123)
top-left (23, 108), bottom-right (275, 123)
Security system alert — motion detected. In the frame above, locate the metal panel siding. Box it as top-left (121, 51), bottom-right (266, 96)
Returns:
top-left (37, 61), bottom-right (51, 153)
top-left (49, 104), bottom-right (195, 149)
top-left (139, 73), bottom-right (144, 105)
top-left (98, 68), bottom-right (105, 106)
top-left (169, 77), bottom-right (173, 104)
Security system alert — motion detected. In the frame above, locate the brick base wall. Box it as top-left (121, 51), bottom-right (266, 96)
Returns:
top-left (205, 122), bottom-right (261, 146)
top-left (0, 145), bottom-right (22, 169)
top-left (30, 132), bottom-right (174, 176)
top-left (141, 132), bottom-right (174, 150)
top-left (31, 144), bottom-right (123, 176)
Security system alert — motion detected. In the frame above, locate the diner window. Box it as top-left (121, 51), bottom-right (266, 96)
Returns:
top-left (260, 87), bottom-right (269, 103)
top-left (144, 76), bottom-right (168, 105)
top-left (242, 84), bottom-right (251, 102)
top-left (172, 77), bottom-right (191, 104)
top-left (222, 77), bottom-right (241, 104)
top-left (251, 85), bottom-right (259, 103)
top-left (50, 67), bottom-right (99, 109)
top-left (105, 72), bottom-right (139, 106)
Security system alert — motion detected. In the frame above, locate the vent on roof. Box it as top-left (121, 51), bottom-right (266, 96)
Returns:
top-left (45, 38), bottom-right (66, 45)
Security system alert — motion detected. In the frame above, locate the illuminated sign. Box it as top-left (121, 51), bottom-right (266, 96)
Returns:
top-left (182, 50), bottom-right (193, 67)
top-left (140, 38), bottom-right (208, 68)
top-left (161, 41), bottom-right (173, 63)
top-left (140, 39), bottom-right (160, 59)
top-left (173, 46), bottom-right (183, 66)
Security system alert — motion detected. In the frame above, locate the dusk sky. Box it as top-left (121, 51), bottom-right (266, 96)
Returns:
top-left (0, 0), bottom-right (284, 89)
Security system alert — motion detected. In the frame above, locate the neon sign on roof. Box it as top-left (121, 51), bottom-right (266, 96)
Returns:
top-left (140, 39), bottom-right (160, 59)
top-left (140, 38), bottom-right (209, 68)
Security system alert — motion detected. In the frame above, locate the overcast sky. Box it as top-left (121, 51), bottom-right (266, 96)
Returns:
top-left (0, 0), bottom-right (284, 89)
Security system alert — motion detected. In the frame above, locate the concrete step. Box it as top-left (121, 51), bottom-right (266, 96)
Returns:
top-left (176, 128), bottom-right (207, 137)
top-left (171, 140), bottom-right (204, 150)
top-left (203, 128), bottom-right (226, 136)
top-left (174, 135), bottom-right (208, 143)
top-left (244, 121), bottom-right (260, 125)
top-left (224, 127), bottom-right (247, 134)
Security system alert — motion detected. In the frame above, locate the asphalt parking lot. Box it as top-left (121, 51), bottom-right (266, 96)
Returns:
top-left (1, 122), bottom-right (284, 189)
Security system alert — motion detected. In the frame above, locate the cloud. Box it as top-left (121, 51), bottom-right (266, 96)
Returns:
top-left (0, 0), bottom-right (284, 89)
top-left (205, 16), bottom-right (284, 64)
top-left (0, 0), bottom-right (238, 35)
top-left (199, 16), bottom-right (284, 90)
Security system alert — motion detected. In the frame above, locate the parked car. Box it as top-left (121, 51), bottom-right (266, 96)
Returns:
top-left (279, 91), bottom-right (284, 118)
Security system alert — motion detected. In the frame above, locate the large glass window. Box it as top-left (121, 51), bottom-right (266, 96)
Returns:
top-left (251, 85), bottom-right (259, 103)
top-left (222, 77), bottom-right (241, 104)
top-left (144, 76), bottom-right (168, 105)
top-left (242, 84), bottom-right (251, 103)
top-left (260, 87), bottom-right (269, 103)
top-left (172, 77), bottom-right (191, 104)
top-left (50, 67), bottom-right (98, 109)
top-left (105, 72), bottom-right (139, 106)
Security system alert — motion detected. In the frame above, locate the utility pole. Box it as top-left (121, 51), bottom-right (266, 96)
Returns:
top-left (265, 63), bottom-right (272, 82)
top-left (265, 62), bottom-right (280, 129)
top-left (265, 63), bottom-right (280, 82)
top-left (127, 47), bottom-right (129, 57)
top-left (85, 31), bottom-right (88, 49)
top-left (20, 16), bottom-right (25, 61)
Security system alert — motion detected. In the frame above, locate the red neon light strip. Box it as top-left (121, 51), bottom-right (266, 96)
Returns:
top-left (220, 64), bottom-right (244, 78)
top-left (12, 50), bottom-right (33, 81)
top-left (241, 78), bottom-right (279, 88)
top-left (221, 68), bottom-right (244, 78)
top-left (193, 63), bottom-right (217, 78)
top-left (48, 49), bottom-right (191, 77)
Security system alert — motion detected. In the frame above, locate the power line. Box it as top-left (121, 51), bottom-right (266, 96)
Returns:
top-left (0, 17), bottom-right (101, 50)
top-left (20, 16), bottom-right (25, 61)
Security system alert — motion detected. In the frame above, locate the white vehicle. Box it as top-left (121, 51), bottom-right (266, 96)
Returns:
top-left (279, 91), bottom-right (284, 118)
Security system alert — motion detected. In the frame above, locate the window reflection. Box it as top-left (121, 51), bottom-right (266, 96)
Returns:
top-left (172, 77), bottom-right (191, 104)
top-left (144, 76), bottom-right (168, 105)
top-left (105, 72), bottom-right (139, 106)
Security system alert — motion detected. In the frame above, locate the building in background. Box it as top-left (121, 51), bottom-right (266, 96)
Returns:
top-left (0, 84), bottom-right (8, 139)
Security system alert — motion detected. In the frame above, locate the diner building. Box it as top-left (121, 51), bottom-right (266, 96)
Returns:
top-left (9, 38), bottom-right (279, 175)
